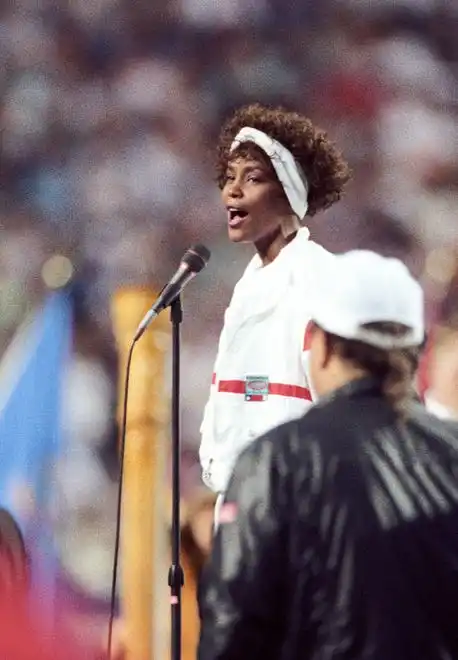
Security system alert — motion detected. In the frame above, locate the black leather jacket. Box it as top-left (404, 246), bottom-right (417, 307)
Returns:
top-left (198, 378), bottom-right (458, 660)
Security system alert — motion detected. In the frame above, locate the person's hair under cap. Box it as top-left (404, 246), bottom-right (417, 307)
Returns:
top-left (309, 250), bottom-right (425, 349)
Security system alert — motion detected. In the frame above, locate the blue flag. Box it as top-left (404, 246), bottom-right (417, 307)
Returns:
top-left (0, 290), bottom-right (72, 609)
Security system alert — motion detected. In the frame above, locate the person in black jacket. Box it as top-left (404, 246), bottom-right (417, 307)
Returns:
top-left (198, 250), bottom-right (458, 660)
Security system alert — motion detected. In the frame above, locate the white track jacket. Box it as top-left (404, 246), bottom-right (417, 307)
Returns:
top-left (199, 228), bottom-right (335, 494)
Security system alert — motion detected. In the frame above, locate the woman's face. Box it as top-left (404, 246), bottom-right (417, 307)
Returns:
top-left (221, 151), bottom-right (292, 244)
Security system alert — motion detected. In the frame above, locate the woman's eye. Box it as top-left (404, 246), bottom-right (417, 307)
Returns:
top-left (247, 176), bottom-right (260, 183)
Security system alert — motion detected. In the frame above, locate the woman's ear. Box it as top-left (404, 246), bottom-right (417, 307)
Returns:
top-left (311, 325), bottom-right (331, 370)
top-left (308, 324), bottom-right (327, 397)
top-left (321, 329), bottom-right (334, 369)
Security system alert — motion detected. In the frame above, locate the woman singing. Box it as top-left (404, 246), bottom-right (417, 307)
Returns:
top-left (199, 104), bottom-right (350, 521)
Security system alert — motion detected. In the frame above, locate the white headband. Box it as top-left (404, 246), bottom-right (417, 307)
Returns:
top-left (230, 126), bottom-right (309, 219)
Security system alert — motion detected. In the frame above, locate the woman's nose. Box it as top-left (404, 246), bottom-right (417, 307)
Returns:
top-left (227, 180), bottom-right (243, 198)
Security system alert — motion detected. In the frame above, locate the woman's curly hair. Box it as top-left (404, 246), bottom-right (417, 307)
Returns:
top-left (216, 103), bottom-right (351, 217)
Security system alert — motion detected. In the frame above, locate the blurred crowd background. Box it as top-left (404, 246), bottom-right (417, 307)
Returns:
top-left (1, 0), bottom-right (458, 652)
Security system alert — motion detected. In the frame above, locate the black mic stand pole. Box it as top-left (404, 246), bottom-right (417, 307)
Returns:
top-left (169, 295), bottom-right (184, 660)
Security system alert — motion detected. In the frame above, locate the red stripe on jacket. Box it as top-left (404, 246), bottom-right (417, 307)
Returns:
top-left (215, 378), bottom-right (311, 401)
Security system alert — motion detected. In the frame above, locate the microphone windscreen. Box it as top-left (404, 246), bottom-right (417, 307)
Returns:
top-left (182, 244), bottom-right (211, 273)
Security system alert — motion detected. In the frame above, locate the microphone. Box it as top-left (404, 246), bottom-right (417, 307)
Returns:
top-left (134, 244), bottom-right (211, 341)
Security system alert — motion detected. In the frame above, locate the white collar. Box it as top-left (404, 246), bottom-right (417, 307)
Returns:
top-left (248, 227), bottom-right (311, 273)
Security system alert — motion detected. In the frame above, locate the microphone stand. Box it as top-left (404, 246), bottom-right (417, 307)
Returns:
top-left (168, 295), bottom-right (184, 660)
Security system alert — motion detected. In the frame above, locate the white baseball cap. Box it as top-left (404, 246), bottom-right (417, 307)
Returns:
top-left (309, 250), bottom-right (425, 349)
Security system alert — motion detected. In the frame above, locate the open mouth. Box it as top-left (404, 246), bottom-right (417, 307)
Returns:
top-left (227, 207), bottom-right (249, 227)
